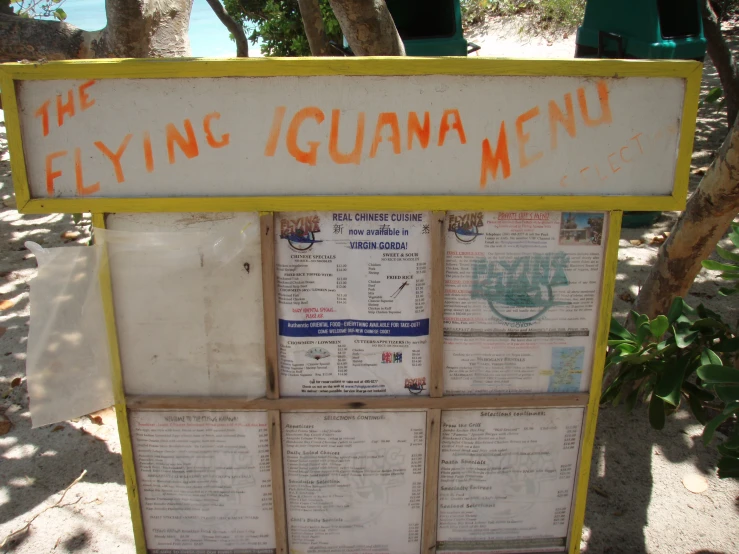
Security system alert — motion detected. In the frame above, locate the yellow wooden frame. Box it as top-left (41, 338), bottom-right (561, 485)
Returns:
top-left (1, 57), bottom-right (702, 214)
top-left (1, 57), bottom-right (696, 554)
top-left (93, 207), bottom-right (621, 554)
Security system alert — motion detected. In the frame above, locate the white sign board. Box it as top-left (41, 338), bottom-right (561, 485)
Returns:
top-left (15, 74), bottom-right (686, 199)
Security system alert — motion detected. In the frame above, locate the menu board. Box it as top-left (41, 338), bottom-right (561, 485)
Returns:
top-left (444, 212), bottom-right (607, 395)
top-left (282, 411), bottom-right (427, 554)
top-left (437, 408), bottom-right (584, 553)
top-left (130, 410), bottom-right (275, 553)
top-left (276, 211), bottom-right (432, 396)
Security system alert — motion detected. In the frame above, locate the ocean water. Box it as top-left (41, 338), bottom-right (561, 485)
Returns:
top-left (59, 0), bottom-right (257, 58)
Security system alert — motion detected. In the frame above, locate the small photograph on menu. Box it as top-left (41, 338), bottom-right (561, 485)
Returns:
top-left (437, 408), bottom-right (584, 553)
top-left (130, 410), bottom-right (275, 553)
top-left (283, 411), bottom-right (427, 554)
top-left (444, 211), bottom-right (607, 395)
top-left (276, 211), bottom-right (432, 396)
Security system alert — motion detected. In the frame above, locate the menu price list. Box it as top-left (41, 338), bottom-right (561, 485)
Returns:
top-left (436, 408), bottom-right (585, 553)
top-left (282, 411), bottom-right (427, 554)
top-left (130, 410), bottom-right (275, 553)
top-left (276, 211), bottom-right (432, 396)
top-left (444, 211), bottom-right (606, 395)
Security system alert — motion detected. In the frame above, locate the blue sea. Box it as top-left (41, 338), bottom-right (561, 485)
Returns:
top-left (61, 0), bottom-right (258, 58)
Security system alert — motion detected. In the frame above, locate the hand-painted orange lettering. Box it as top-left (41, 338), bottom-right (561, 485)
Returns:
top-left (286, 107), bottom-right (324, 166)
top-left (620, 145), bottom-right (632, 163)
top-left (516, 107), bottom-right (543, 169)
top-left (438, 109), bottom-right (466, 146)
top-left (264, 106), bottom-right (287, 157)
top-left (579, 166), bottom-right (591, 184)
top-left (479, 122), bottom-right (511, 188)
top-left (407, 112), bottom-right (430, 150)
top-left (166, 119), bottom-right (199, 164)
top-left (595, 164), bottom-right (608, 181)
top-left (548, 93), bottom-right (576, 150)
top-left (203, 112), bottom-right (230, 149)
top-left (560, 175), bottom-right (569, 188)
top-left (607, 152), bottom-right (621, 174)
top-left (94, 134), bottom-right (133, 183)
top-left (578, 80), bottom-right (612, 127)
top-left (369, 113), bottom-right (402, 158)
top-left (45, 150), bottom-right (67, 194)
top-left (143, 131), bottom-right (155, 173)
top-left (35, 100), bottom-right (51, 137)
top-left (78, 80), bottom-right (97, 111)
top-left (630, 133), bottom-right (644, 154)
top-left (56, 89), bottom-right (75, 128)
top-left (74, 148), bottom-right (100, 195)
top-left (329, 109), bottom-right (364, 165)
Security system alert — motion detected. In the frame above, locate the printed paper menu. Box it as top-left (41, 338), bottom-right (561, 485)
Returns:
top-left (276, 211), bottom-right (432, 396)
top-left (444, 211), bottom-right (607, 395)
top-left (437, 408), bottom-right (584, 553)
top-left (130, 410), bottom-right (275, 553)
top-left (283, 411), bottom-right (426, 554)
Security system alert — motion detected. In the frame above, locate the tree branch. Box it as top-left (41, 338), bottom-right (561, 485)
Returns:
top-left (205, 0), bottom-right (248, 57)
top-left (328, 0), bottom-right (404, 56)
top-left (633, 110), bottom-right (739, 318)
top-left (298, 0), bottom-right (331, 56)
top-left (0, 469), bottom-right (87, 550)
top-left (0, 13), bottom-right (91, 63)
top-left (702, 0), bottom-right (739, 125)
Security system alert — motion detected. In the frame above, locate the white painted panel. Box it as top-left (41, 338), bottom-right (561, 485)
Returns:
top-left (18, 75), bottom-right (684, 198)
top-left (105, 213), bottom-right (265, 396)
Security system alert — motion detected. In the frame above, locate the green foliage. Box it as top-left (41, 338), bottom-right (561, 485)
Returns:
top-left (460, 0), bottom-right (585, 31)
top-left (224, 0), bottom-right (341, 57)
top-left (702, 223), bottom-right (739, 297)
top-left (11, 0), bottom-right (66, 20)
top-left (602, 294), bottom-right (739, 478)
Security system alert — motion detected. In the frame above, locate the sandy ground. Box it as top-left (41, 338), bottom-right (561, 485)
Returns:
top-left (1, 15), bottom-right (739, 554)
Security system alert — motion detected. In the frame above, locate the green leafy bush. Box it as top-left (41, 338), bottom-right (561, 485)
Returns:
top-left (602, 224), bottom-right (739, 479)
top-left (11, 0), bottom-right (66, 20)
top-left (224, 0), bottom-right (341, 57)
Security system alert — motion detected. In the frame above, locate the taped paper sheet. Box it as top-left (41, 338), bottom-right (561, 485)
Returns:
top-left (276, 212), bottom-right (432, 396)
top-left (130, 410), bottom-right (275, 553)
top-left (444, 212), bottom-right (607, 394)
top-left (437, 408), bottom-right (585, 553)
top-left (283, 411), bottom-right (426, 553)
top-left (25, 242), bottom-right (114, 428)
top-left (100, 213), bottom-right (266, 397)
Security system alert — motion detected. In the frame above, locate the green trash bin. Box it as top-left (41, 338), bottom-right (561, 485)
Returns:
top-left (576, 0), bottom-right (706, 60)
top-left (386, 0), bottom-right (478, 56)
top-left (575, 0), bottom-right (706, 227)
top-left (337, 0), bottom-right (480, 57)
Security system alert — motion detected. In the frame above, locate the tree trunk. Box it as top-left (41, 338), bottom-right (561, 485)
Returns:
top-left (0, 14), bottom-right (90, 62)
top-left (204, 0), bottom-right (248, 57)
top-left (298, 0), bottom-right (332, 56)
top-left (328, 0), bottom-right (404, 56)
top-left (0, 0), bottom-right (193, 63)
top-left (632, 112), bottom-right (739, 318)
top-left (702, 0), bottom-right (739, 126)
